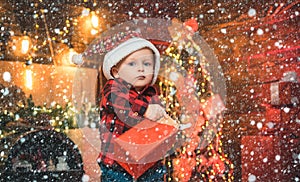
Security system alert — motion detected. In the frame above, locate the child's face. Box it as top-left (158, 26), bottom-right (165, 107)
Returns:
top-left (114, 48), bottom-right (155, 91)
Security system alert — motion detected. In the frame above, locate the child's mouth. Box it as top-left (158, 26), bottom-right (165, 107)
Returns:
top-left (137, 76), bottom-right (145, 80)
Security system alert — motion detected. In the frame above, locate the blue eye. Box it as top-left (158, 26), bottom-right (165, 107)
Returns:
top-left (128, 62), bottom-right (136, 66)
top-left (144, 62), bottom-right (152, 66)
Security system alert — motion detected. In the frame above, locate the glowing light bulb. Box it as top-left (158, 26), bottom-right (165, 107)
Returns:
top-left (91, 12), bottom-right (99, 28)
top-left (21, 39), bottom-right (30, 54)
top-left (25, 69), bottom-right (33, 90)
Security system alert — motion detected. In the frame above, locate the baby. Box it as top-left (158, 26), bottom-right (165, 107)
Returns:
top-left (97, 31), bottom-right (172, 182)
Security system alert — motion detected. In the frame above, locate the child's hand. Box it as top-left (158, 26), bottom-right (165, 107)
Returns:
top-left (144, 104), bottom-right (167, 121)
top-left (157, 115), bottom-right (179, 129)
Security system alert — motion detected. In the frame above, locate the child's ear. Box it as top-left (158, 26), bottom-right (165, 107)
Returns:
top-left (111, 66), bottom-right (119, 78)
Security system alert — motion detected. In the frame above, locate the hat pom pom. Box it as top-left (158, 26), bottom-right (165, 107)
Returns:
top-left (184, 18), bottom-right (198, 32)
top-left (72, 53), bottom-right (83, 65)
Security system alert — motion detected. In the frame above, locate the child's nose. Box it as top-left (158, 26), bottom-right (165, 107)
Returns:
top-left (138, 64), bottom-right (144, 71)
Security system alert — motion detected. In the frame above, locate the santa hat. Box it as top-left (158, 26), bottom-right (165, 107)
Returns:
top-left (78, 31), bottom-right (160, 85)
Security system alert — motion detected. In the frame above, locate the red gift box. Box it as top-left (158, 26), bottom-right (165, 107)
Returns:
top-left (265, 107), bottom-right (281, 123)
top-left (241, 135), bottom-right (300, 180)
top-left (114, 118), bottom-right (178, 179)
top-left (262, 82), bottom-right (300, 105)
top-left (241, 136), bottom-right (282, 181)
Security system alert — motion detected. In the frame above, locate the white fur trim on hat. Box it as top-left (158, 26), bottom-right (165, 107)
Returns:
top-left (103, 37), bottom-right (160, 85)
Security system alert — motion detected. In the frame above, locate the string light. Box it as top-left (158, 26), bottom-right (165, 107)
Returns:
top-left (161, 37), bottom-right (234, 181)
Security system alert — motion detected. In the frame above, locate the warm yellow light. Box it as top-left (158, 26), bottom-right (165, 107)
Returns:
top-left (91, 29), bottom-right (98, 35)
top-left (58, 48), bottom-right (78, 66)
top-left (67, 48), bottom-right (77, 65)
top-left (9, 36), bottom-right (32, 57)
top-left (91, 12), bottom-right (99, 28)
top-left (25, 69), bottom-right (33, 90)
top-left (21, 39), bottom-right (30, 54)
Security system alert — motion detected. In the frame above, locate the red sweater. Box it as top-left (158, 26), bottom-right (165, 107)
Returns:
top-left (98, 78), bottom-right (161, 165)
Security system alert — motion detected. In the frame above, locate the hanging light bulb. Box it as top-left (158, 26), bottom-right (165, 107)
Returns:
top-left (21, 38), bottom-right (30, 54)
top-left (91, 12), bottom-right (99, 29)
top-left (25, 69), bottom-right (33, 90)
top-left (9, 35), bottom-right (32, 57)
top-left (90, 11), bottom-right (99, 35)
